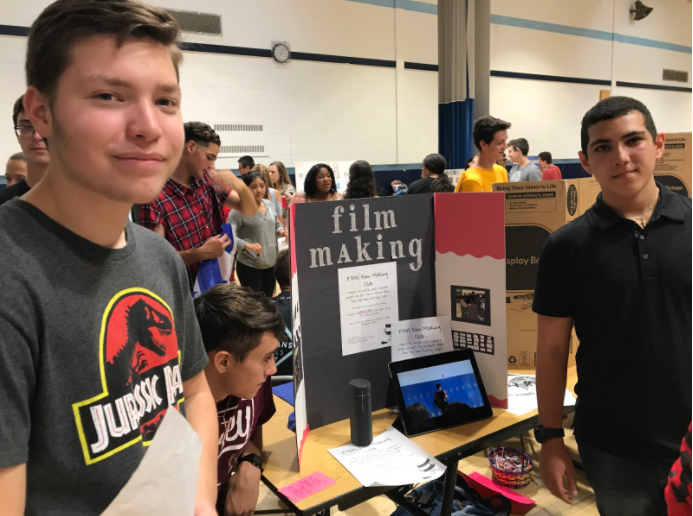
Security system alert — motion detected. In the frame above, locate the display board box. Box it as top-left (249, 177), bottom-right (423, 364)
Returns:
top-left (492, 181), bottom-right (580, 370)
top-left (655, 132), bottom-right (692, 197)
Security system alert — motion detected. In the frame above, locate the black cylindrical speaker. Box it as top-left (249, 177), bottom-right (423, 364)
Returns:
top-left (349, 379), bottom-right (373, 447)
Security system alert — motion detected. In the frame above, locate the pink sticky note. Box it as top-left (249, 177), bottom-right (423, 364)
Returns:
top-left (462, 472), bottom-right (536, 515)
top-left (278, 472), bottom-right (336, 503)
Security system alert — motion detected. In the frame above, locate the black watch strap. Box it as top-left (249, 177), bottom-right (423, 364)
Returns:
top-left (237, 453), bottom-right (263, 472)
top-left (534, 425), bottom-right (565, 444)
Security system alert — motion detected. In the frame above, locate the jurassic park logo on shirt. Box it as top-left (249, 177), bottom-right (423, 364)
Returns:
top-left (72, 288), bottom-right (184, 465)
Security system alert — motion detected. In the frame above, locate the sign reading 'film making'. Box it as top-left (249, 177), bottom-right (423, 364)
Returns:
top-left (289, 193), bottom-right (508, 464)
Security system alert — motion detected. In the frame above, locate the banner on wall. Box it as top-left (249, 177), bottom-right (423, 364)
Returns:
top-left (443, 169), bottom-right (464, 187)
top-left (434, 192), bottom-right (508, 408)
top-left (294, 161), bottom-right (354, 195)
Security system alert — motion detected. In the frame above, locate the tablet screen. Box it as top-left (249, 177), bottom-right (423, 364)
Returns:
top-left (390, 349), bottom-right (492, 436)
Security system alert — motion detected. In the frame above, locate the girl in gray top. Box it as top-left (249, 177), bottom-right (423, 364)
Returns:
top-left (228, 171), bottom-right (286, 297)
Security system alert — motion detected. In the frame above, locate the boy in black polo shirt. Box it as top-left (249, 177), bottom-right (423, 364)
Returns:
top-left (534, 97), bottom-right (691, 516)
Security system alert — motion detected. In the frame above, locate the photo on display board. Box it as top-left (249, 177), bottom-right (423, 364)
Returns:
top-left (450, 285), bottom-right (491, 326)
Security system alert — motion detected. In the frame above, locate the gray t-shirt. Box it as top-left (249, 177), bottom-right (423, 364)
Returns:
top-left (228, 199), bottom-right (282, 269)
top-left (509, 162), bottom-right (542, 182)
top-left (0, 199), bottom-right (208, 515)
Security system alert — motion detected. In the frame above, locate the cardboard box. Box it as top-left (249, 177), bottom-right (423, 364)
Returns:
top-left (655, 132), bottom-right (692, 197)
top-left (492, 180), bottom-right (581, 370)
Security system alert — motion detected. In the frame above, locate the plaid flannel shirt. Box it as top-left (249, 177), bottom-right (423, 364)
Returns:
top-left (139, 174), bottom-right (228, 290)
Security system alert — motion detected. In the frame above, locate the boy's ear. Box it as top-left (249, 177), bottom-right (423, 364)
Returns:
top-left (578, 151), bottom-right (592, 176)
top-left (213, 350), bottom-right (232, 372)
top-left (23, 86), bottom-right (53, 139)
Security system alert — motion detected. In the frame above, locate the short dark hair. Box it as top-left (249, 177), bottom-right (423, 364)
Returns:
top-left (238, 155), bottom-right (255, 169)
top-left (274, 249), bottom-right (291, 288)
top-left (538, 151), bottom-right (552, 164)
top-left (422, 153), bottom-right (446, 176)
top-left (26, 0), bottom-right (182, 101)
top-left (581, 96), bottom-right (657, 155)
top-left (508, 138), bottom-right (529, 156)
top-left (194, 283), bottom-right (285, 361)
top-left (304, 163), bottom-right (337, 198)
top-left (430, 175), bottom-right (453, 193)
top-left (184, 121), bottom-right (220, 147)
top-left (8, 152), bottom-right (27, 163)
top-left (407, 402), bottom-right (431, 424)
top-left (12, 96), bottom-right (24, 127)
top-left (344, 160), bottom-right (377, 200)
top-left (473, 116), bottom-right (511, 150)
top-left (241, 170), bottom-right (265, 187)
top-left (436, 383), bottom-right (441, 389)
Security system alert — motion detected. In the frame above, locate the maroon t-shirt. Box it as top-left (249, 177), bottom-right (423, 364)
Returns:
top-left (541, 165), bottom-right (562, 181)
top-left (216, 377), bottom-right (276, 489)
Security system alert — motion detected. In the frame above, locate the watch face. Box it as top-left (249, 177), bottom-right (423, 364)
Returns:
top-left (534, 425), bottom-right (545, 443)
top-left (273, 44), bottom-right (290, 63)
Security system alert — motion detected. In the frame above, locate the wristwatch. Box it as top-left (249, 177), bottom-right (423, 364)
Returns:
top-left (534, 425), bottom-right (565, 443)
top-left (237, 453), bottom-right (263, 472)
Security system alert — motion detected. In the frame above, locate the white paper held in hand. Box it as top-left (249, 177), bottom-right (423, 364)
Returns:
top-left (328, 426), bottom-right (445, 487)
top-left (100, 407), bottom-right (203, 516)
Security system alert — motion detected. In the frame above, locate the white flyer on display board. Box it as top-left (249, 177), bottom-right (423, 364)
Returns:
top-left (328, 426), bottom-right (445, 487)
top-left (506, 374), bottom-right (576, 416)
top-left (338, 261), bottom-right (399, 356)
top-left (391, 316), bottom-right (453, 362)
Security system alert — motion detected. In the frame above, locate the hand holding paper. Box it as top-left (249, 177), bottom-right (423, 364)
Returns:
top-left (100, 408), bottom-right (202, 516)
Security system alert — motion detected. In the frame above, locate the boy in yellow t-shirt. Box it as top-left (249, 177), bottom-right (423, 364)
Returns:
top-left (455, 115), bottom-right (512, 192)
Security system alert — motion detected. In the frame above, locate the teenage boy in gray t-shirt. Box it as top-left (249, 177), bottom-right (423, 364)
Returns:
top-left (508, 138), bottom-right (542, 182)
top-left (0, 2), bottom-right (219, 515)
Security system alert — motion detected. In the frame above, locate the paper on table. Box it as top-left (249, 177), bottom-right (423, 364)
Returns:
top-left (391, 316), bottom-right (453, 362)
top-left (506, 374), bottom-right (576, 416)
top-left (100, 407), bottom-right (202, 516)
top-left (328, 426), bottom-right (445, 487)
top-left (278, 472), bottom-right (336, 502)
top-left (338, 262), bottom-right (399, 356)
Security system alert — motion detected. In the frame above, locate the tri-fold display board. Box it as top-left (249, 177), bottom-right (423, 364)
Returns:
top-left (289, 193), bottom-right (507, 464)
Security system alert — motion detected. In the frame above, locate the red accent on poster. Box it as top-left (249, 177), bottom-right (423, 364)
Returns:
top-left (434, 193), bottom-right (505, 260)
top-left (488, 394), bottom-right (508, 409)
top-left (290, 205), bottom-right (297, 276)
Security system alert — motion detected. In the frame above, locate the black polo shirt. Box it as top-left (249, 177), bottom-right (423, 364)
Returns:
top-left (533, 182), bottom-right (691, 465)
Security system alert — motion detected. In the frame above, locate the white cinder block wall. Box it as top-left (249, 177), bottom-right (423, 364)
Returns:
top-left (490, 0), bottom-right (692, 161)
top-left (0, 0), bottom-right (439, 172)
top-left (0, 0), bottom-right (690, 175)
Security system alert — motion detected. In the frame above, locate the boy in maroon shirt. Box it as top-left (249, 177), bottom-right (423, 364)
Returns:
top-left (538, 152), bottom-right (562, 181)
top-left (194, 284), bottom-right (283, 516)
